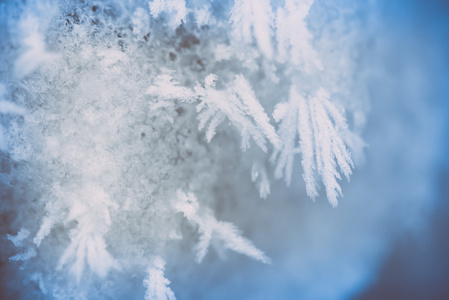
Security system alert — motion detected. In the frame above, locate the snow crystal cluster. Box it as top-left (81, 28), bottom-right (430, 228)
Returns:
top-left (0, 0), bottom-right (370, 299)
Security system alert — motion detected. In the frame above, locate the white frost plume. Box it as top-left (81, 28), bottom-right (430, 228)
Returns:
top-left (271, 90), bottom-right (301, 186)
top-left (272, 86), bottom-right (353, 206)
top-left (146, 74), bottom-right (196, 102)
top-left (143, 257), bottom-right (176, 300)
top-left (276, 0), bottom-right (323, 70)
top-left (195, 74), bottom-right (281, 152)
top-left (230, 0), bottom-right (274, 59)
top-left (147, 73), bottom-right (281, 152)
top-left (309, 88), bottom-right (353, 206)
top-left (55, 184), bottom-right (120, 283)
top-left (174, 191), bottom-right (271, 264)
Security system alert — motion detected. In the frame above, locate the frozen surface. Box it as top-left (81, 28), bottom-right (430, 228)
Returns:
top-left (0, 0), bottom-right (448, 299)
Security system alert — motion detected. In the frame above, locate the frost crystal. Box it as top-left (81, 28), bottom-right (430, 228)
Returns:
top-left (276, 0), bottom-right (323, 70)
top-left (148, 73), bottom-right (281, 152)
top-left (230, 0), bottom-right (274, 59)
top-left (56, 184), bottom-right (120, 282)
top-left (272, 87), bottom-right (354, 206)
top-left (144, 257), bottom-right (176, 300)
top-left (175, 191), bottom-right (271, 264)
top-left (195, 74), bottom-right (281, 151)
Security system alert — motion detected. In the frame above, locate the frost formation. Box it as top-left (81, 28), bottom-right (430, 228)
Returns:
top-left (0, 0), bottom-right (365, 299)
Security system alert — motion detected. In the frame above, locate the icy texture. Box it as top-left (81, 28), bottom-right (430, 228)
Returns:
top-left (148, 73), bottom-right (281, 152)
top-left (175, 191), bottom-right (271, 264)
top-left (144, 257), bottom-right (176, 300)
top-left (230, 0), bottom-right (274, 59)
top-left (272, 87), bottom-right (353, 206)
top-left (0, 0), bottom-right (380, 299)
top-left (195, 74), bottom-right (281, 151)
top-left (276, 0), bottom-right (323, 70)
top-left (149, 0), bottom-right (187, 29)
